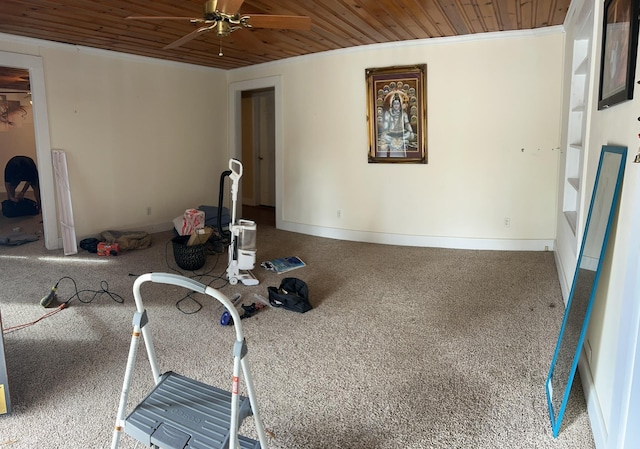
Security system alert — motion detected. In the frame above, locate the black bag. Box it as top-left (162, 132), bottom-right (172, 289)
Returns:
top-left (268, 278), bottom-right (312, 313)
top-left (1, 198), bottom-right (39, 218)
top-left (79, 238), bottom-right (99, 253)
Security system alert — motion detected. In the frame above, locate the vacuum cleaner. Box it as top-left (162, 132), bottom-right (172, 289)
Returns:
top-left (224, 158), bottom-right (259, 286)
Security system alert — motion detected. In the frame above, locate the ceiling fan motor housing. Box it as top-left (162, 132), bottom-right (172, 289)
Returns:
top-left (204, 0), bottom-right (219, 15)
top-left (204, 0), bottom-right (241, 36)
top-left (204, 0), bottom-right (234, 19)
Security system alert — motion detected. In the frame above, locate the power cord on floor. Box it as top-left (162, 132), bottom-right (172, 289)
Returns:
top-left (2, 304), bottom-right (67, 334)
top-left (162, 235), bottom-right (233, 315)
top-left (46, 276), bottom-right (125, 307)
top-left (2, 276), bottom-right (125, 335)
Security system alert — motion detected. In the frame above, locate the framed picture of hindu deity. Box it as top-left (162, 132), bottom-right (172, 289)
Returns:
top-left (598, 0), bottom-right (639, 109)
top-left (366, 64), bottom-right (427, 163)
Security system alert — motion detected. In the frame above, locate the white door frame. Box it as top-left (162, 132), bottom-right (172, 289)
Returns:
top-left (229, 76), bottom-right (282, 227)
top-left (0, 51), bottom-right (58, 249)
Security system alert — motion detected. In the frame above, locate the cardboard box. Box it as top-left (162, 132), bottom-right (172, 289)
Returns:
top-left (187, 227), bottom-right (213, 246)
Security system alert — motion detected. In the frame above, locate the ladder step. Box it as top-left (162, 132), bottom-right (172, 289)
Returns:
top-left (124, 371), bottom-right (259, 449)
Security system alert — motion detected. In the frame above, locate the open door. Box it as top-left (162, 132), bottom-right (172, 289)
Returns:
top-left (0, 52), bottom-right (57, 249)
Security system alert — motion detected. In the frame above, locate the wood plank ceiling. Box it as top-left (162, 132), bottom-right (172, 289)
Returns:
top-left (0, 0), bottom-right (570, 79)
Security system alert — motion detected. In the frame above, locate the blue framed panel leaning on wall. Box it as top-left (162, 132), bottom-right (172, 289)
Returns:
top-left (546, 145), bottom-right (627, 437)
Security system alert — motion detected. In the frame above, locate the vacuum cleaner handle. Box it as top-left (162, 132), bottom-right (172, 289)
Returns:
top-left (229, 158), bottom-right (243, 182)
top-left (228, 158), bottom-right (243, 224)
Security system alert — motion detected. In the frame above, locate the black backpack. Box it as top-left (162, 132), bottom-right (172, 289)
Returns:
top-left (1, 199), bottom-right (39, 218)
top-left (268, 278), bottom-right (312, 313)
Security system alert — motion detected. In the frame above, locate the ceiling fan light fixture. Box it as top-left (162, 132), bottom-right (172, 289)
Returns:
top-left (215, 21), bottom-right (231, 37)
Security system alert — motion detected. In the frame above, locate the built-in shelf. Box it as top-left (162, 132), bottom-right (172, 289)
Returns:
top-left (556, 1), bottom-right (595, 301)
top-left (575, 57), bottom-right (589, 75)
top-left (564, 210), bottom-right (577, 235)
top-left (567, 177), bottom-right (580, 190)
top-left (561, 37), bottom-right (590, 241)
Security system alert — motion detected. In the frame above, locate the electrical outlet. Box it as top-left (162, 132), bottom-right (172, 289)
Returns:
top-left (504, 217), bottom-right (511, 227)
top-left (146, 207), bottom-right (152, 216)
top-left (337, 209), bottom-right (342, 219)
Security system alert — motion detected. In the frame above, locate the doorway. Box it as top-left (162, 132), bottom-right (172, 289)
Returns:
top-left (0, 67), bottom-right (39, 235)
top-left (230, 77), bottom-right (281, 228)
top-left (240, 88), bottom-right (275, 226)
top-left (241, 88), bottom-right (275, 201)
top-left (0, 52), bottom-right (57, 249)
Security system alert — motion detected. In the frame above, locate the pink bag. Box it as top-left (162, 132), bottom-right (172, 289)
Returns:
top-left (180, 209), bottom-right (205, 236)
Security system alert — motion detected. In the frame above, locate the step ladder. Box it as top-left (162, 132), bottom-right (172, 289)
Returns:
top-left (110, 273), bottom-right (269, 449)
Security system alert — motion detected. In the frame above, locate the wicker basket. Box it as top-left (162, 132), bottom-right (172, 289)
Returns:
top-left (172, 235), bottom-right (206, 271)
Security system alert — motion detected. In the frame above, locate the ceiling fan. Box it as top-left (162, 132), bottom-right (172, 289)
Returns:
top-left (126, 0), bottom-right (311, 52)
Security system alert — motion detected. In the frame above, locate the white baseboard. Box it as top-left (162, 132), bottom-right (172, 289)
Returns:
top-left (553, 250), bottom-right (604, 447)
top-left (65, 221), bottom-right (175, 251)
top-left (553, 247), bottom-right (572, 303)
top-left (578, 355), bottom-right (607, 449)
top-left (64, 219), bottom-right (554, 253)
top-left (137, 221), bottom-right (175, 235)
top-left (278, 220), bottom-right (556, 251)
top-left (63, 219), bottom-right (556, 253)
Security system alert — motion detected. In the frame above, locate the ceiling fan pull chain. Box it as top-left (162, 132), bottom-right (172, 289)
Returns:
top-left (219, 39), bottom-right (223, 56)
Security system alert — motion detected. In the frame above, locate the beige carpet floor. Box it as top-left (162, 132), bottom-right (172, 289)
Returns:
top-left (0, 220), bottom-right (594, 448)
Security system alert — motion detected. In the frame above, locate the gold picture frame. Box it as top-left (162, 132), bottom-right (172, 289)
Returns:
top-left (366, 64), bottom-right (427, 163)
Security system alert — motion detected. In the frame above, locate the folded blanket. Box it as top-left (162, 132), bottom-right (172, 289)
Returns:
top-left (100, 230), bottom-right (151, 251)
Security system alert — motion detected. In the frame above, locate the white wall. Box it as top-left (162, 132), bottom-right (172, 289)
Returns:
top-left (0, 35), bottom-right (229, 239)
top-left (0, 29), bottom-right (563, 248)
top-left (559, 0), bottom-right (640, 447)
top-left (584, 31), bottom-right (640, 449)
top-left (229, 30), bottom-right (564, 250)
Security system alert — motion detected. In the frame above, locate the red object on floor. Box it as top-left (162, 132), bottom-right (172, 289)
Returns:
top-left (97, 242), bottom-right (119, 256)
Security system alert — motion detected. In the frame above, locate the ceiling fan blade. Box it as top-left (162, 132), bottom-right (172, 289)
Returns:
top-left (229, 27), bottom-right (267, 48)
top-left (164, 24), bottom-right (215, 49)
top-left (245, 15), bottom-right (311, 30)
top-left (126, 15), bottom-right (202, 22)
top-left (212, 0), bottom-right (245, 15)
